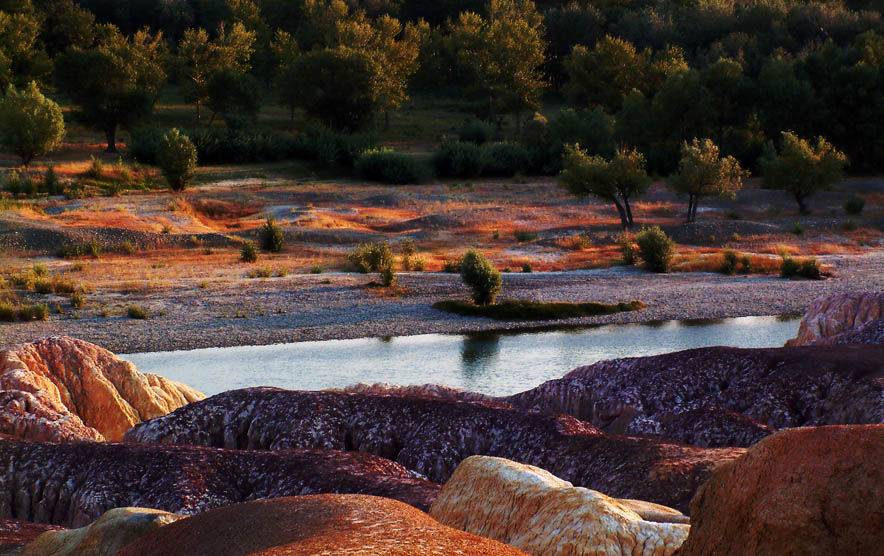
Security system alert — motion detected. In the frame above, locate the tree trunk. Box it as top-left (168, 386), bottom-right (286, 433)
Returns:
top-left (612, 198), bottom-right (629, 229)
top-left (691, 195), bottom-right (701, 222)
top-left (685, 195), bottom-right (695, 223)
top-left (623, 196), bottom-right (634, 228)
top-left (105, 126), bottom-right (117, 153)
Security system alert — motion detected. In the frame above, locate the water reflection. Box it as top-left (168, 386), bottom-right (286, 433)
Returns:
top-left (460, 333), bottom-right (501, 384)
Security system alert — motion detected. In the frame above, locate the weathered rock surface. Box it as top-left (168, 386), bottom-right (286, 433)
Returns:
top-left (0, 435), bottom-right (439, 527)
top-left (0, 520), bottom-right (61, 555)
top-left (23, 508), bottom-right (182, 556)
top-left (503, 344), bottom-right (884, 447)
top-left (786, 291), bottom-right (884, 346)
top-left (0, 337), bottom-right (204, 441)
top-left (677, 425), bottom-right (884, 556)
top-left (125, 388), bottom-right (742, 512)
top-left (430, 456), bottom-right (689, 556)
top-left (117, 495), bottom-right (528, 556)
top-left (814, 317), bottom-right (884, 345)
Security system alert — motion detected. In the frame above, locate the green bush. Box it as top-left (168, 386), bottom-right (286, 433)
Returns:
top-left (240, 240), bottom-right (259, 263)
top-left (799, 257), bottom-right (822, 279)
top-left (792, 221), bottom-right (804, 236)
top-left (1, 302), bottom-right (50, 321)
top-left (442, 259), bottom-right (460, 273)
top-left (514, 230), bottom-right (538, 242)
top-left (0, 82), bottom-right (65, 166)
top-left (127, 305), bottom-right (149, 319)
top-left (521, 262), bottom-right (533, 273)
top-left (484, 143), bottom-right (531, 177)
top-left (356, 149), bottom-right (428, 184)
top-left (635, 226), bottom-right (675, 273)
top-left (348, 242), bottom-right (394, 274)
top-left (619, 232), bottom-right (638, 265)
top-left (780, 256), bottom-right (800, 278)
top-left (70, 292), bottom-right (85, 308)
top-left (259, 215), bottom-right (285, 253)
top-left (460, 249), bottom-right (502, 306)
top-left (157, 128), bottom-right (197, 192)
top-left (432, 141), bottom-right (488, 178)
top-left (720, 249), bottom-right (739, 275)
top-left (844, 196), bottom-right (865, 215)
top-left (456, 120), bottom-right (493, 145)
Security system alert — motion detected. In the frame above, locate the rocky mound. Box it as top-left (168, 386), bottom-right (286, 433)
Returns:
top-left (503, 344), bottom-right (884, 447)
top-left (117, 495), bottom-right (528, 556)
top-left (125, 388), bottom-right (743, 512)
top-left (430, 456), bottom-right (689, 556)
top-left (23, 508), bottom-right (183, 556)
top-left (677, 425), bottom-right (884, 555)
top-left (787, 291), bottom-right (884, 346)
top-left (0, 435), bottom-right (439, 527)
top-left (0, 337), bottom-right (204, 441)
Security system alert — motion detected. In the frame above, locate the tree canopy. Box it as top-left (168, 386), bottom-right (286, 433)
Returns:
top-left (0, 81), bottom-right (64, 165)
top-left (669, 138), bottom-right (747, 223)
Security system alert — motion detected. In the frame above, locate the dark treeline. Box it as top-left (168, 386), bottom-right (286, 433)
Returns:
top-left (2, 0), bottom-right (884, 173)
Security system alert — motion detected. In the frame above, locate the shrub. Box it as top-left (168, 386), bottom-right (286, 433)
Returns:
top-left (844, 196), bottom-right (865, 215)
top-left (432, 141), bottom-right (488, 178)
top-left (310, 265), bottom-right (323, 274)
top-left (70, 292), bottom-right (85, 308)
top-left (635, 226), bottom-right (675, 273)
top-left (460, 249), bottom-right (502, 306)
top-left (780, 255), bottom-right (800, 278)
top-left (88, 240), bottom-right (102, 259)
top-left (32, 263), bottom-right (48, 277)
top-left (792, 221), bottom-right (804, 236)
top-left (514, 230), bottom-right (538, 242)
top-left (380, 266), bottom-right (396, 287)
top-left (456, 120), bottom-right (493, 145)
top-left (799, 257), bottom-right (822, 279)
top-left (247, 266), bottom-right (273, 278)
top-left (0, 82), bottom-right (65, 166)
top-left (720, 249), bottom-right (739, 275)
top-left (118, 240), bottom-right (136, 254)
top-left (348, 242), bottom-right (395, 274)
top-left (356, 149), bottom-right (428, 184)
top-left (240, 240), bottom-right (259, 262)
top-left (442, 259), bottom-right (460, 273)
top-left (619, 232), bottom-right (639, 265)
top-left (127, 305), bottom-right (149, 319)
top-left (484, 143), bottom-right (531, 177)
top-left (43, 165), bottom-right (63, 195)
top-left (259, 215), bottom-right (285, 253)
top-left (521, 262), bottom-right (533, 273)
top-left (157, 129), bottom-right (197, 192)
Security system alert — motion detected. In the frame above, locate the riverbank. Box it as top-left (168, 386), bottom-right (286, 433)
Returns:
top-left (2, 252), bottom-right (883, 353)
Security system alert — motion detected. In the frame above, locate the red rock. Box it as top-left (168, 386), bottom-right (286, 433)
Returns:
top-left (117, 495), bottom-right (529, 556)
top-left (677, 425), bottom-right (884, 556)
top-left (503, 344), bottom-right (884, 447)
top-left (0, 390), bottom-right (102, 443)
top-left (786, 291), bottom-right (884, 346)
top-left (0, 337), bottom-right (204, 441)
top-left (0, 435), bottom-right (439, 527)
top-left (125, 388), bottom-right (742, 512)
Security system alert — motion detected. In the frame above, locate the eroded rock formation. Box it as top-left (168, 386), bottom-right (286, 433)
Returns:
top-left (503, 344), bottom-right (884, 447)
top-left (23, 508), bottom-right (183, 556)
top-left (117, 495), bottom-right (528, 556)
top-left (430, 456), bottom-right (689, 556)
top-left (0, 337), bottom-right (204, 441)
top-left (786, 291), bottom-right (884, 346)
top-left (677, 425), bottom-right (884, 556)
top-left (813, 317), bottom-right (884, 345)
top-left (0, 435), bottom-right (439, 527)
top-left (125, 388), bottom-right (742, 512)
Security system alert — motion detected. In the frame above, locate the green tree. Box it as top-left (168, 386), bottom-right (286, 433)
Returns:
top-left (206, 68), bottom-right (261, 126)
top-left (271, 29), bottom-right (300, 120)
top-left (55, 25), bottom-right (166, 152)
top-left (563, 35), bottom-right (647, 113)
top-left (450, 0), bottom-right (546, 133)
top-left (669, 138), bottom-right (747, 223)
top-left (0, 81), bottom-right (64, 165)
top-left (460, 248), bottom-right (502, 305)
top-left (761, 131), bottom-right (847, 214)
top-left (559, 143), bottom-right (650, 229)
top-left (0, 7), bottom-right (51, 91)
top-left (177, 23), bottom-right (255, 122)
top-left (157, 128), bottom-right (197, 191)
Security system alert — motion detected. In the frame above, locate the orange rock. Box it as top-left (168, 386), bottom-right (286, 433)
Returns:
top-left (677, 425), bottom-right (884, 555)
top-left (786, 291), bottom-right (884, 346)
top-left (117, 495), bottom-right (529, 556)
top-left (0, 336), bottom-right (203, 441)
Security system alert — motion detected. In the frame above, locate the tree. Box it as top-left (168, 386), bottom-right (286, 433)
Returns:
top-left (669, 138), bottom-right (747, 223)
top-left (0, 7), bottom-right (51, 91)
top-left (559, 143), bottom-right (650, 229)
top-left (206, 68), bottom-right (261, 126)
top-left (157, 128), bottom-right (197, 191)
top-left (460, 248), bottom-right (501, 305)
top-left (177, 23), bottom-right (254, 122)
top-left (288, 48), bottom-right (375, 131)
top-left (271, 29), bottom-right (300, 120)
top-left (563, 35), bottom-right (647, 113)
top-left (450, 0), bottom-right (546, 134)
top-left (0, 81), bottom-right (64, 166)
top-left (761, 131), bottom-right (847, 214)
top-left (55, 25), bottom-right (166, 152)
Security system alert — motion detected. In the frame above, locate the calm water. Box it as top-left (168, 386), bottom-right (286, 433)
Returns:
top-left (123, 316), bottom-right (800, 397)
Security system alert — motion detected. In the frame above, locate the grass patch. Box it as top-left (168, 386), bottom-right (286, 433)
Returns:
top-left (432, 298), bottom-right (644, 321)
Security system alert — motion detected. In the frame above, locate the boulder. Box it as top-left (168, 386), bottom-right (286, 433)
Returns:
top-left (125, 388), bottom-right (742, 512)
top-left (430, 456), bottom-right (689, 556)
top-left (786, 291), bottom-right (884, 346)
top-left (0, 390), bottom-right (102, 443)
top-left (503, 344), bottom-right (884, 447)
top-left (0, 435), bottom-right (439, 527)
top-left (0, 337), bottom-right (204, 441)
top-left (117, 495), bottom-right (528, 556)
top-left (677, 425), bottom-right (884, 556)
top-left (23, 508), bottom-right (182, 556)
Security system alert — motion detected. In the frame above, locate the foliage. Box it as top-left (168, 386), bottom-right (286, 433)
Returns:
top-left (484, 142), bottom-right (531, 177)
top-left (156, 128), bottom-right (197, 192)
top-left (432, 140), bottom-right (488, 178)
top-left (618, 231), bottom-right (638, 265)
top-left (844, 196), bottom-right (866, 215)
top-left (761, 131), bottom-right (848, 214)
top-left (432, 298), bottom-right (643, 320)
top-left (240, 240), bottom-right (259, 262)
top-left (0, 82), bottom-right (65, 166)
top-left (635, 226), bottom-right (675, 273)
top-left (348, 241), bottom-right (395, 285)
top-left (781, 255), bottom-right (822, 280)
top-left (457, 119), bottom-right (494, 145)
top-left (127, 304), bottom-right (149, 319)
top-left (206, 69), bottom-right (262, 126)
top-left (259, 215), bottom-right (285, 252)
top-left (459, 248), bottom-right (502, 305)
top-left (356, 149), bottom-right (429, 184)
top-left (559, 144), bottom-right (650, 229)
top-left (669, 138), bottom-right (747, 223)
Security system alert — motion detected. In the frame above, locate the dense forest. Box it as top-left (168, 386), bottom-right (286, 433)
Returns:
top-left (2, 0), bottom-right (884, 176)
